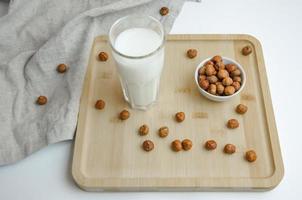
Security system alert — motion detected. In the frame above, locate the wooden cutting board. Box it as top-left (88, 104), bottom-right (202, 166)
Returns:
top-left (72, 34), bottom-right (284, 191)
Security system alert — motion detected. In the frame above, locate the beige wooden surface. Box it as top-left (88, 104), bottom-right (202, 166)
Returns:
top-left (72, 34), bottom-right (284, 191)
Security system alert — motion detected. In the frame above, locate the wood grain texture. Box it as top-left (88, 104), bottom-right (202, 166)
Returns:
top-left (72, 34), bottom-right (284, 191)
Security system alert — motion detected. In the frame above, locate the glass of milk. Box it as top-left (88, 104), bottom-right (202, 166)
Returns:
top-left (109, 15), bottom-right (165, 110)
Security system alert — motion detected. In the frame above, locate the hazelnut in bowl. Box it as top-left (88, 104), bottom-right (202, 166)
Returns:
top-left (195, 55), bottom-right (246, 102)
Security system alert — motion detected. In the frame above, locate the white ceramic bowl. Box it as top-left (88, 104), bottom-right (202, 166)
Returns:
top-left (195, 57), bottom-right (246, 102)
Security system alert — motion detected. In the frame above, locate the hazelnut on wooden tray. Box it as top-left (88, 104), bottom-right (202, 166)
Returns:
top-left (57, 63), bottom-right (68, 73)
top-left (242, 45), bottom-right (252, 56)
top-left (36, 96), bottom-right (47, 105)
top-left (160, 7), bottom-right (169, 16)
top-left (205, 140), bottom-right (217, 150)
top-left (245, 150), bottom-right (257, 162)
top-left (98, 52), bottom-right (108, 61)
top-left (175, 112), bottom-right (185, 122)
top-left (171, 140), bottom-right (182, 152)
top-left (119, 109), bottom-right (130, 120)
top-left (142, 140), bottom-right (154, 152)
top-left (158, 126), bottom-right (169, 138)
top-left (182, 139), bottom-right (192, 151)
top-left (227, 119), bottom-right (239, 129)
top-left (187, 49), bottom-right (197, 58)
top-left (139, 124), bottom-right (149, 136)
top-left (236, 104), bottom-right (248, 114)
top-left (95, 99), bottom-right (105, 110)
top-left (224, 144), bottom-right (236, 154)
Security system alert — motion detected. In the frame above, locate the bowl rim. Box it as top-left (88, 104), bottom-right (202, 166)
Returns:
top-left (194, 56), bottom-right (246, 100)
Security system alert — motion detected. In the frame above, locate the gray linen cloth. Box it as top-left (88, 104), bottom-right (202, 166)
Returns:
top-left (0, 0), bottom-right (188, 165)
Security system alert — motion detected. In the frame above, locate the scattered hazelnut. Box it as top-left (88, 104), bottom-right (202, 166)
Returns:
top-left (98, 52), bottom-right (108, 61)
top-left (205, 140), bottom-right (217, 150)
top-left (171, 140), bottom-right (182, 152)
top-left (216, 84), bottom-right (225, 95)
top-left (208, 84), bottom-right (217, 95)
top-left (182, 139), bottom-right (193, 151)
top-left (242, 45), bottom-right (252, 56)
top-left (205, 64), bottom-right (216, 76)
top-left (224, 86), bottom-right (236, 95)
top-left (214, 61), bottom-right (225, 70)
top-left (139, 124), bottom-right (149, 136)
top-left (199, 79), bottom-right (209, 90)
top-left (227, 119), bottom-right (239, 129)
top-left (119, 109), bottom-right (130, 120)
top-left (198, 67), bottom-right (206, 75)
top-left (36, 96), bottom-right (47, 105)
top-left (57, 64), bottom-right (68, 73)
top-left (232, 81), bottom-right (241, 91)
top-left (95, 99), bottom-right (105, 110)
top-left (198, 75), bottom-right (207, 82)
top-left (211, 55), bottom-right (222, 63)
top-left (225, 64), bottom-right (237, 73)
top-left (187, 49), bottom-right (197, 58)
top-left (175, 112), bottom-right (185, 122)
top-left (222, 77), bottom-right (233, 86)
top-left (158, 126), bottom-right (169, 138)
top-left (160, 7), bottom-right (169, 16)
top-left (233, 76), bottom-right (242, 83)
top-left (230, 69), bottom-right (241, 77)
top-left (224, 144), bottom-right (236, 154)
top-left (245, 150), bottom-right (257, 162)
top-left (142, 140), bottom-right (154, 152)
top-left (217, 69), bottom-right (229, 79)
top-left (207, 75), bottom-right (218, 84)
top-left (236, 104), bottom-right (248, 114)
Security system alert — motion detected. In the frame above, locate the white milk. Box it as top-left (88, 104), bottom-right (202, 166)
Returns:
top-left (112, 28), bottom-right (164, 109)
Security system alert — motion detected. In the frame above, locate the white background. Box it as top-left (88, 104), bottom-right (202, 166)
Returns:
top-left (0, 0), bottom-right (301, 199)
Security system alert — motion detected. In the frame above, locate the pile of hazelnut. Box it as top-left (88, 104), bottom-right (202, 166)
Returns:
top-left (198, 55), bottom-right (242, 96)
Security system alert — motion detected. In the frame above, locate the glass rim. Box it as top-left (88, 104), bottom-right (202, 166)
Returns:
top-left (108, 15), bottom-right (165, 59)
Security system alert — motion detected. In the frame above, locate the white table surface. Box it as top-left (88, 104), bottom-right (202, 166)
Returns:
top-left (0, 0), bottom-right (301, 199)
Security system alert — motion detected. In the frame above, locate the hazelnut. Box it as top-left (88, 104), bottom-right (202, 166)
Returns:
top-left (232, 81), bottom-right (241, 91)
top-left (204, 140), bottom-right (217, 150)
top-left (236, 104), bottom-right (248, 114)
top-left (245, 150), bottom-right (257, 162)
top-left (160, 7), bottom-right (169, 16)
top-left (199, 79), bottom-right (209, 90)
top-left (217, 69), bottom-right (229, 79)
top-left (230, 69), bottom-right (241, 77)
top-left (211, 55), bottom-right (222, 63)
top-left (205, 61), bottom-right (214, 66)
top-left (198, 75), bottom-right (206, 82)
top-left (225, 64), bottom-right (237, 73)
top-left (216, 84), bottom-right (225, 95)
top-left (242, 45), bottom-right (252, 56)
top-left (57, 64), bottom-right (68, 73)
top-left (224, 86), bottom-right (236, 95)
top-left (158, 126), bottom-right (169, 138)
top-left (187, 49), bottom-right (197, 58)
top-left (207, 75), bottom-right (218, 84)
top-left (98, 52), bottom-right (108, 61)
top-left (175, 112), bottom-right (185, 122)
top-left (207, 84), bottom-right (217, 95)
top-left (205, 64), bottom-right (216, 76)
top-left (139, 124), bottom-right (149, 136)
top-left (222, 77), bottom-right (233, 86)
top-left (36, 96), bottom-right (47, 105)
top-left (198, 67), bottom-right (206, 75)
top-left (119, 109), bottom-right (130, 120)
top-left (233, 76), bottom-right (242, 83)
top-left (227, 119), bottom-right (239, 129)
top-left (224, 144), bottom-right (236, 154)
top-left (214, 61), bottom-right (225, 70)
top-left (142, 140), bottom-right (154, 152)
top-left (182, 139), bottom-right (193, 151)
top-left (95, 99), bottom-right (105, 110)
top-left (171, 140), bottom-right (182, 152)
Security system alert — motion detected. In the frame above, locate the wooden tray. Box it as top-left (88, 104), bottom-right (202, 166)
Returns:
top-left (72, 34), bottom-right (284, 191)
